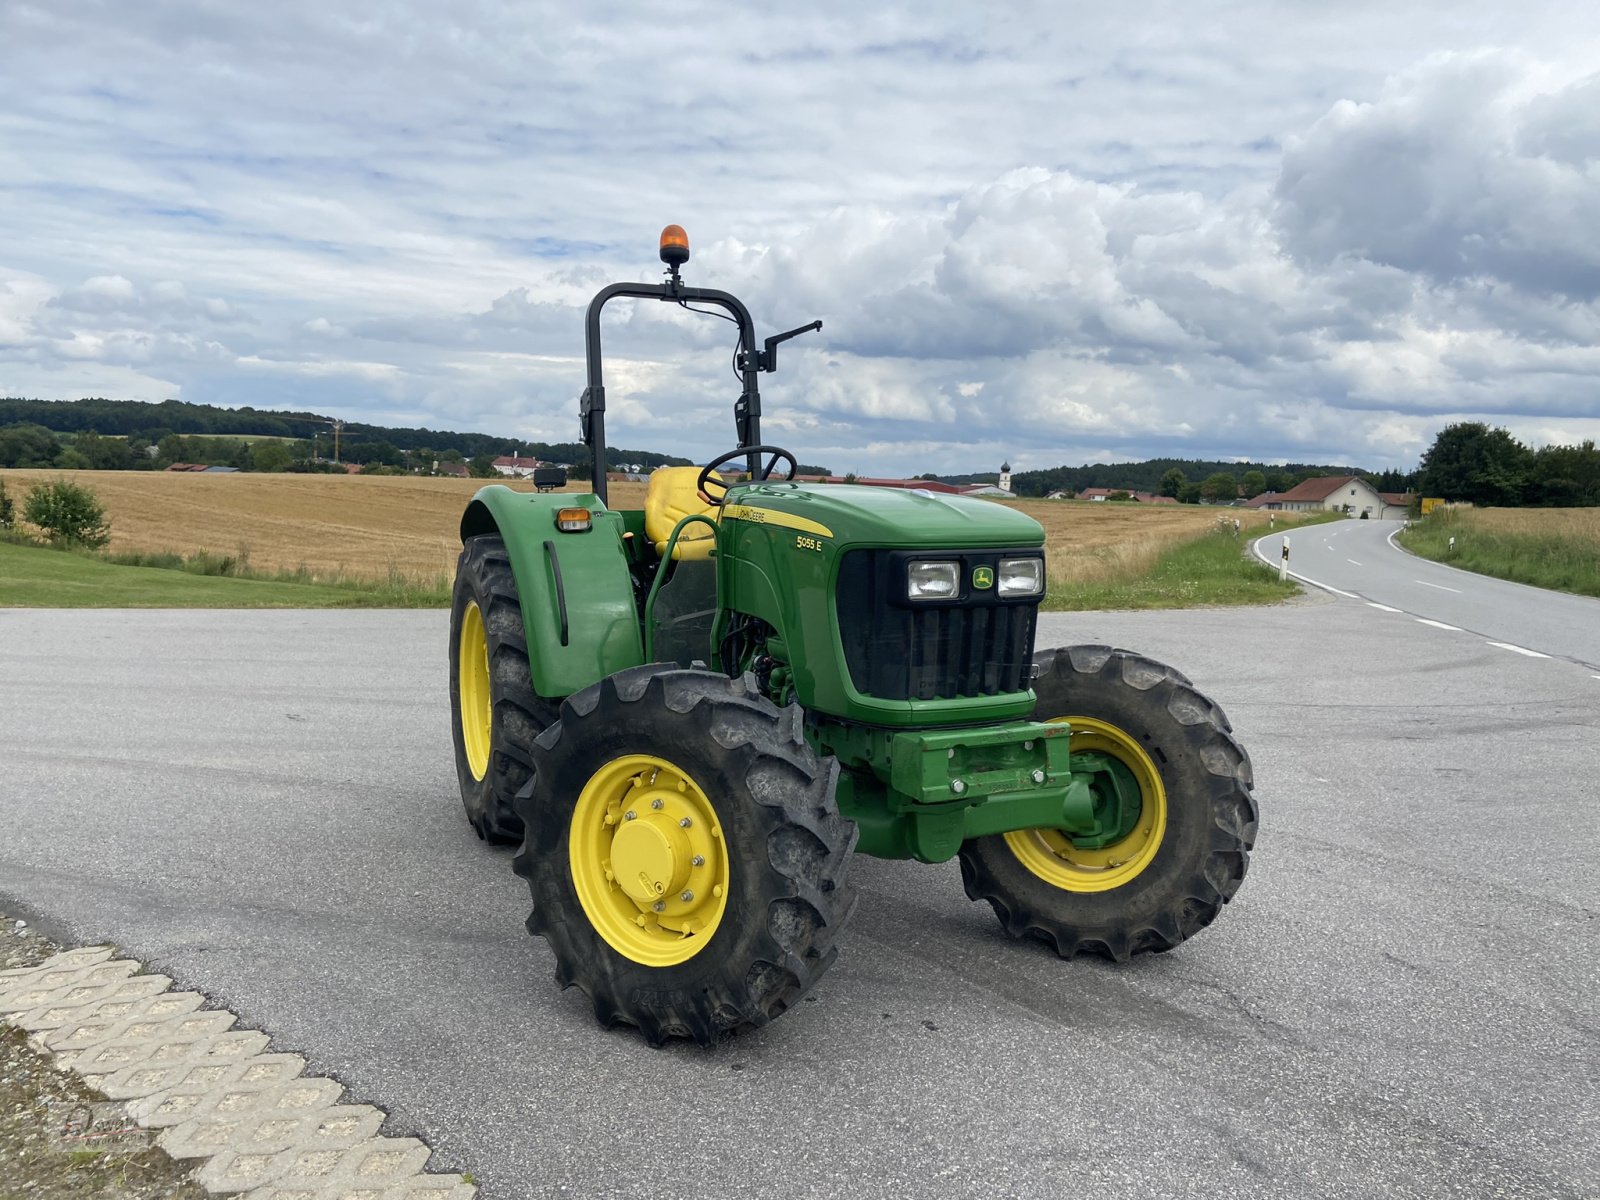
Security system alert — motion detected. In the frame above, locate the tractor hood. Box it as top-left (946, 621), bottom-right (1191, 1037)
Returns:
top-left (726, 482), bottom-right (1043, 550)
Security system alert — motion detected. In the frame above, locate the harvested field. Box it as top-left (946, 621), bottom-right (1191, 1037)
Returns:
top-left (0, 469), bottom-right (1311, 589)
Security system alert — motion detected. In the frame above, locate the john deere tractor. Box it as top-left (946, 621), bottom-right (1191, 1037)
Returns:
top-left (450, 226), bottom-right (1257, 1045)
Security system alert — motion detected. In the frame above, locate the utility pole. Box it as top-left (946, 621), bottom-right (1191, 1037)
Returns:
top-left (317, 418), bottom-right (345, 464)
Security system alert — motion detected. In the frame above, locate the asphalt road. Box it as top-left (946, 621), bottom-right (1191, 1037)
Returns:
top-left (1255, 518), bottom-right (1600, 668)
top-left (2, 601), bottom-right (1597, 1199)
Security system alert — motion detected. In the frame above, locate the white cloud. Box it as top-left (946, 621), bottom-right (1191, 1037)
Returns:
top-left (2, 4), bottom-right (1598, 473)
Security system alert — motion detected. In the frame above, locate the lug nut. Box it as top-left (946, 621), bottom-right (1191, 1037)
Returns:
top-left (680, 817), bottom-right (693, 828)
top-left (652, 901), bottom-right (665, 913)
top-left (681, 891), bottom-right (694, 902)
top-left (624, 810), bottom-right (637, 821)
top-left (692, 855), bottom-right (705, 867)
top-left (651, 798), bottom-right (664, 810)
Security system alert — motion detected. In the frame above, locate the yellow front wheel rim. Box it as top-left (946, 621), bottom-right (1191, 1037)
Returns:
top-left (1004, 716), bottom-right (1167, 893)
top-left (458, 601), bottom-right (492, 781)
top-left (569, 755), bottom-right (731, 967)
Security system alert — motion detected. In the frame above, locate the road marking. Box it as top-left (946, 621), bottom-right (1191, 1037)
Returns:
top-left (1346, 558), bottom-right (1363, 566)
top-left (1415, 619), bottom-right (1461, 631)
top-left (1414, 580), bottom-right (1461, 593)
top-left (1488, 642), bottom-right (1550, 658)
top-left (1367, 603), bottom-right (1401, 612)
top-left (1248, 536), bottom-right (1358, 597)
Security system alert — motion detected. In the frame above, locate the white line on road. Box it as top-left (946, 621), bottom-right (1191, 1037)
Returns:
top-left (1415, 619), bottom-right (1462, 631)
top-left (1367, 603), bottom-right (1402, 612)
top-left (1248, 536), bottom-right (1359, 598)
top-left (1488, 642), bottom-right (1551, 658)
top-left (1347, 559), bottom-right (1363, 566)
top-left (1413, 580), bottom-right (1461, 593)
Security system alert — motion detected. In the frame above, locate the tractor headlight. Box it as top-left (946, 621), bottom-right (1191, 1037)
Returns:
top-left (996, 557), bottom-right (1044, 597)
top-left (906, 560), bottom-right (960, 600)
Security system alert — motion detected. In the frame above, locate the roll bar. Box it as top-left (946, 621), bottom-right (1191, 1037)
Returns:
top-left (578, 245), bottom-right (819, 505)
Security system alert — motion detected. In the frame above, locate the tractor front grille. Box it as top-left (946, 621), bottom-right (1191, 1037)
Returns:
top-left (835, 549), bottom-right (1040, 702)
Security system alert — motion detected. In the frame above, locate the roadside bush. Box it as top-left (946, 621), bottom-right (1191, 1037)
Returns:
top-left (23, 478), bottom-right (111, 547)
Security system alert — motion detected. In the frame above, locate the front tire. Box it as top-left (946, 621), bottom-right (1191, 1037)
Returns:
top-left (514, 666), bottom-right (857, 1045)
top-left (449, 534), bottom-right (558, 843)
top-left (959, 645), bottom-right (1257, 961)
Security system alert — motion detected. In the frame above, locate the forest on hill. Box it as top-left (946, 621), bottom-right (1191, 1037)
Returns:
top-left (0, 397), bottom-right (690, 476)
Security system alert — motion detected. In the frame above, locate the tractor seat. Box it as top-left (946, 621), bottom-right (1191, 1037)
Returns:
top-left (643, 466), bottom-right (722, 560)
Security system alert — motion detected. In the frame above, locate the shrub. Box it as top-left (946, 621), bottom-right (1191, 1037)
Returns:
top-left (0, 478), bottom-right (13, 529)
top-left (23, 478), bottom-right (111, 547)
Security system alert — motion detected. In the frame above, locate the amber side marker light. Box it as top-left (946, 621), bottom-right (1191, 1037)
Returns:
top-left (660, 224), bottom-right (690, 266)
top-left (555, 508), bottom-right (592, 532)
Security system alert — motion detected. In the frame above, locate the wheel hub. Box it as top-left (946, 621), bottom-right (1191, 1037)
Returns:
top-left (610, 814), bottom-right (691, 905)
top-left (1004, 715), bottom-right (1168, 893)
top-left (570, 755), bottom-right (731, 966)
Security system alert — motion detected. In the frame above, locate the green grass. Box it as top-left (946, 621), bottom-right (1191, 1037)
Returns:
top-left (1397, 508), bottom-right (1600, 599)
top-left (1043, 525), bottom-right (1306, 611)
top-left (0, 539), bottom-right (449, 608)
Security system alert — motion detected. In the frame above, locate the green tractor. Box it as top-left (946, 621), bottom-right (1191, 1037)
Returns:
top-left (450, 226), bottom-right (1257, 1045)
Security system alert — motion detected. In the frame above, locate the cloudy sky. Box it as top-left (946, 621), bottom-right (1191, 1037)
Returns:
top-left (3, 2), bottom-right (1599, 476)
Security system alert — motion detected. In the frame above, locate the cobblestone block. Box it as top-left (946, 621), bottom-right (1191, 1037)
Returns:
top-left (125, 1053), bottom-right (312, 1126)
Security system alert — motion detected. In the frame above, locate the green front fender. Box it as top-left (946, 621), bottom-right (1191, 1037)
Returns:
top-left (460, 487), bottom-right (644, 701)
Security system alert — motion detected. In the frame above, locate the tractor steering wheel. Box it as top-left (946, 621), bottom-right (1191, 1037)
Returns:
top-left (697, 445), bottom-right (799, 506)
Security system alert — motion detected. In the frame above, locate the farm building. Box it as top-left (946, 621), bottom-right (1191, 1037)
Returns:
top-left (1245, 477), bottom-right (1410, 519)
top-left (492, 455), bottom-right (543, 478)
top-left (1076, 488), bottom-right (1178, 505)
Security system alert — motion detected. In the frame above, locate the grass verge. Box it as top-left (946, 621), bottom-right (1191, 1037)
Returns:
top-left (1396, 507), bottom-right (1600, 599)
top-left (1044, 523), bottom-right (1314, 611)
top-left (0, 540), bottom-right (449, 608)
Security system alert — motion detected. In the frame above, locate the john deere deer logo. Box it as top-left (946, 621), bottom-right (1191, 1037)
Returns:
top-left (972, 567), bottom-right (994, 590)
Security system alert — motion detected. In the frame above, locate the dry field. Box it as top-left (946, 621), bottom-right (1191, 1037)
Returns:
top-left (0, 469), bottom-right (1307, 583)
top-left (1444, 505), bottom-right (1600, 543)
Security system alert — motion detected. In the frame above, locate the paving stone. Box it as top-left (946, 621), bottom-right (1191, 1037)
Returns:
top-left (44, 998), bottom-right (229, 1053)
top-left (124, 1053), bottom-right (313, 1127)
top-left (10, 974), bottom-right (179, 1032)
top-left (160, 1102), bottom-right (385, 1160)
top-left (79, 1029), bottom-right (273, 1096)
top-left (0, 957), bottom-right (140, 1013)
top-left (1, 948), bottom-right (476, 1198)
top-left (204, 1137), bottom-right (433, 1195)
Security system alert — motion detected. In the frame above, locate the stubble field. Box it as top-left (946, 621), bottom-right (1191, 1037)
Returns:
top-left (1, 469), bottom-right (1303, 578)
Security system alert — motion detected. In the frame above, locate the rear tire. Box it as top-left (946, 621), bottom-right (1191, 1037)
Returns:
top-left (514, 666), bottom-right (857, 1045)
top-left (449, 534), bottom-right (559, 843)
top-left (959, 645), bottom-right (1257, 961)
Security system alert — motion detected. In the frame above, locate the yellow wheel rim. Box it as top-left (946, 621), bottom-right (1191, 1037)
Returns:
top-left (1004, 716), bottom-right (1167, 893)
top-left (569, 755), bottom-right (731, 967)
top-left (458, 601), bottom-right (492, 782)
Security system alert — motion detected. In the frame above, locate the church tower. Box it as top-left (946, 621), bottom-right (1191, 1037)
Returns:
top-left (999, 461), bottom-right (1012, 493)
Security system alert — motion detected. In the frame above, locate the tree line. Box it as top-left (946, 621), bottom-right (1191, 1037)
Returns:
top-left (1416, 423), bottom-right (1600, 507)
top-left (1004, 458), bottom-right (1413, 503)
top-left (0, 398), bottom-right (690, 476)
